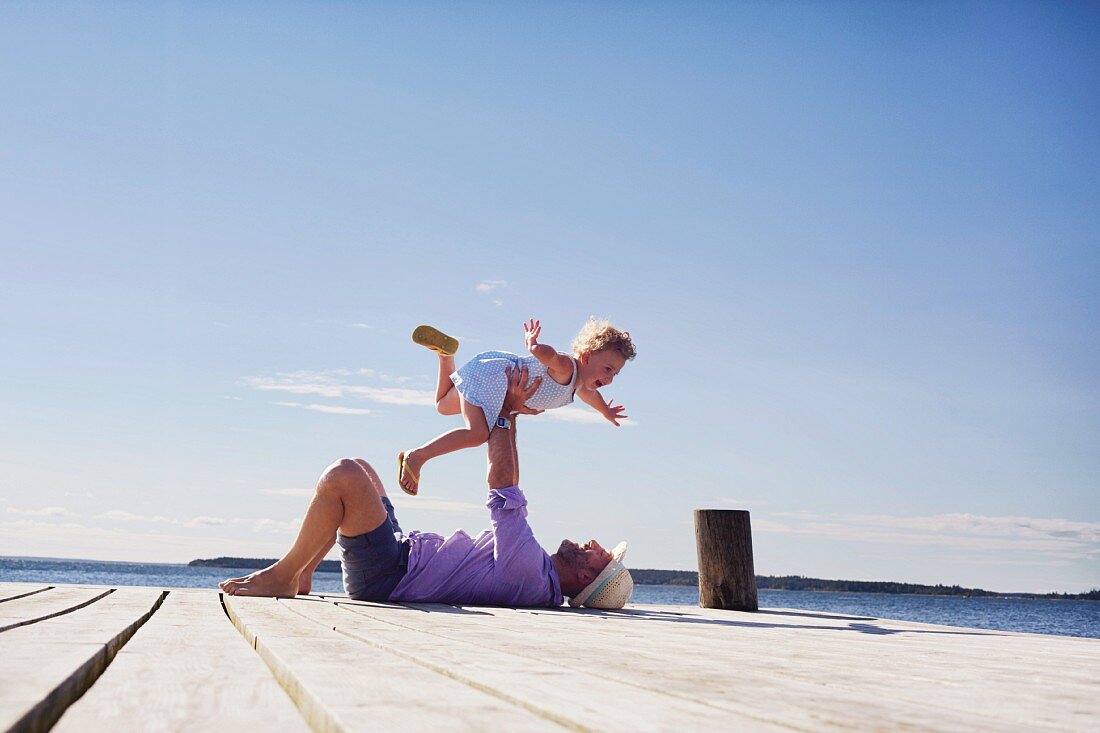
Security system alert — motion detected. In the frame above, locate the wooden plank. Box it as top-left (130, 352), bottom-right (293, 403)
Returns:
top-left (0, 587), bottom-right (113, 632)
top-left (224, 594), bottom-right (570, 732)
top-left (331, 600), bottom-right (1100, 732)
top-left (488, 604), bottom-right (1100, 727)
top-left (334, 601), bottom-right (921, 732)
top-left (0, 585), bottom-right (52, 604)
top-left (276, 595), bottom-right (784, 732)
top-left (0, 587), bottom-right (164, 733)
top-left (52, 591), bottom-right (309, 732)
top-left (3, 583), bottom-right (1096, 732)
top-left (557, 605), bottom-right (1100, 728)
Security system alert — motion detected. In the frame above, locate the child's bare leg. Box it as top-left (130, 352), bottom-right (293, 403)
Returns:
top-left (435, 355), bottom-right (461, 416)
top-left (401, 400), bottom-right (489, 493)
top-left (435, 353), bottom-right (456, 401)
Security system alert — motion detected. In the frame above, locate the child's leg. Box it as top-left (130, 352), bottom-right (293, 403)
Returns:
top-left (401, 399), bottom-right (489, 493)
top-left (435, 354), bottom-right (461, 415)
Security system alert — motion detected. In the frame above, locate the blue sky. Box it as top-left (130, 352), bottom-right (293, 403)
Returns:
top-left (1, 2), bottom-right (1097, 592)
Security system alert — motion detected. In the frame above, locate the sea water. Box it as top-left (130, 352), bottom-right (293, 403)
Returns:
top-left (3, 556), bottom-right (1097, 639)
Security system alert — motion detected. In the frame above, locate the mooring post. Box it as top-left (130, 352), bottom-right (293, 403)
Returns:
top-left (694, 509), bottom-right (758, 611)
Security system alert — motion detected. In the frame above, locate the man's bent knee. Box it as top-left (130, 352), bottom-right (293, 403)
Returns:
top-left (351, 458), bottom-right (375, 473)
top-left (321, 458), bottom-right (369, 489)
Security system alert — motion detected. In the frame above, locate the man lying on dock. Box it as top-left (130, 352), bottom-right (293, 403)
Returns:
top-left (220, 366), bottom-right (633, 609)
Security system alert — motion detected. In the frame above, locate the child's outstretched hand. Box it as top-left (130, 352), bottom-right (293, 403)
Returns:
top-left (523, 318), bottom-right (541, 354)
top-left (604, 398), bottom-right (628, 427)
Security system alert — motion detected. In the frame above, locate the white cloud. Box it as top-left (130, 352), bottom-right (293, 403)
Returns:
top-left (715, 497), bottom-right (770, 508)
top-left (96, 509), bottom-right (150, 522)
top-left (0, 518), bottom-right (307, 565)
top-left (542, 406), bottom-right (637, 427)
top-left (6, 506), bottom-right (72, 517)
top-left (274, 401), bottom-right (373, 416)
top-left (93, 510), bottom-right (229, 528)
top-left (186, 516), bottom-right (227, 527)
top-left (4, 518), bottom-right (90, 532)
top-left (259, 488), bottom-right (313, 497)
top-left (387, 496), bottom-right (486, 514)
top-left (254, 488), bottom-right (484, 514)
top-left (341, 387), bottom-right (431, 405)
top-left (253, 518), bottom-right (300, 534)
top-left (241, 370), bottom-right (433, 406)
top-left (477, 280), bottom-right (509, 306)
top-left (769, 511), bottom-right (1100, 543)
top-left (223, 396), bottom-right (242, 401)
top-left (349, 323), bottom-right (375, 329)
top-left (475, 279), bottom-right (507, 294)
top-left (755, 511), bottom-right (1100, 560)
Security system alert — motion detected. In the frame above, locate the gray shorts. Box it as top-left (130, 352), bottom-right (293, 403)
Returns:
top-left (336, 496), bottom-right (410, 601)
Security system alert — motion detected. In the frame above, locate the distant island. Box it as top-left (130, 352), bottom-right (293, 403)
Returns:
top-left (189, 557), bottom-right (1099, 601)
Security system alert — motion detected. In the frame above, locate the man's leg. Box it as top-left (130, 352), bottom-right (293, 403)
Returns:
top-left (295, 537), bottom-right (336, 595)
top-left (220, 458), bottom-right (390, 597)
top-left (296, 458), bottom-right (390, 594)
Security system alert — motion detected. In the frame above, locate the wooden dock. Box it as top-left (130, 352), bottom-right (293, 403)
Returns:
top-left (0, 582), bottom-right (1096, 732)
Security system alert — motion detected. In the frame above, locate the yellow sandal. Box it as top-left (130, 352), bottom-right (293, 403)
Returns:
top-left (397, 451), bottom-right (420, 496)
top-left (411, 325), bottom-right (459, 357)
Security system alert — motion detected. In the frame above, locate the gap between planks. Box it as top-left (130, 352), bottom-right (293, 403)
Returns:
top-left (0, 587), bottom-right (53, 605)
top-left (0, 588), bottom-right (167, 733)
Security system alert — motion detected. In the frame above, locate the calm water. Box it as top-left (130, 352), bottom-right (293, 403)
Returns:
top-left (3, 557), bottom-right (1097, 639)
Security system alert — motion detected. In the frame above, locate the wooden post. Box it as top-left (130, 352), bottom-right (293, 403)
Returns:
top-left (694, 509), bottom-right (758, 611)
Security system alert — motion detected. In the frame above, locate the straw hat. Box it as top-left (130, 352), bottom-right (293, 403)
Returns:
top-left (568, 541), bottom-right (633, 609)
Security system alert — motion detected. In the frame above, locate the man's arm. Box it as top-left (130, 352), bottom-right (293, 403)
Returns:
top-left (486, 366), bottom-right (542, 490)
top-left (486, 418), bottom-right (517, 490)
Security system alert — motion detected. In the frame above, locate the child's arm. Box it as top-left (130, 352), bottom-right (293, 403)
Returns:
top-left (523, 318), bottom-right (573, 378)
top-left (576, 386), bottom-right (629, 427)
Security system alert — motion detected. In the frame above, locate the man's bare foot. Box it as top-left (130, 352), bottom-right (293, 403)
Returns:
top-left (297, 574), bottom-right (313, 595)
top-left (399, 449), bottom-right (426, 495)
top-left (219, 566), bottom-right (299, 597)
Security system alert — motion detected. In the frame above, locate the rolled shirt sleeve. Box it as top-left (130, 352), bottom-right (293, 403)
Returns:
top-left (486, 486), bottom-right (543, 578)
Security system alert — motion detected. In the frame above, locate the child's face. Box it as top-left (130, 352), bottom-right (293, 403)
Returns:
top-left (578, 348), bottom-right (627, 391)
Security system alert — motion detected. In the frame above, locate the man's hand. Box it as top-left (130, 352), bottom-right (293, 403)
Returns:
top-left (503, 365), bottom-right (543, 416)
top-left (523, 318), bottom-right (541, 355)
top-left (604, 398), bottom-right (628, 427)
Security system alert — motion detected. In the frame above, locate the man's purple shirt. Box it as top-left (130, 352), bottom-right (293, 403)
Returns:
top-left (388, 485), bottom-right (564, 607)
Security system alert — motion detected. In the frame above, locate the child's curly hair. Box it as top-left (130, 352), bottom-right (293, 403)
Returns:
top-left (571, 317), bottom-right (637, 361)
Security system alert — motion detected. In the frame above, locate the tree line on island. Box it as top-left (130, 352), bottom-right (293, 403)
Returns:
top-left (190, 557), bottom-right (1100, 600)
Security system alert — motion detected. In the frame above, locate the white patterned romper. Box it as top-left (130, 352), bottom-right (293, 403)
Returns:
top-left (450, 350), bottom-right (577, 434)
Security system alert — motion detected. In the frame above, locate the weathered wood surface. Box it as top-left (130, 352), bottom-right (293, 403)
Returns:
top-left (695, 508), bottom-right (758, 611)
top-left (53, 590), bottom-right (308, 732)
top-left (1, 582), bottom-right (1098, 732)
top-left (0, 586), bottom-right (164, 733)
top-left (0, 587), bottom-right (113, 632)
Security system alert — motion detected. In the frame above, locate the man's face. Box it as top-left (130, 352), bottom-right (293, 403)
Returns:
top-left (556, 539), bottom-right (612, 583)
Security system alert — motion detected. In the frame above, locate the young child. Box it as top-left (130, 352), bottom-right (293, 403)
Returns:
top-left (398, 317), bottom-right (636, 495)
